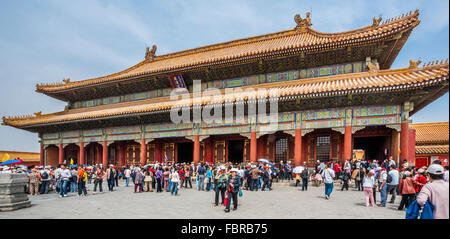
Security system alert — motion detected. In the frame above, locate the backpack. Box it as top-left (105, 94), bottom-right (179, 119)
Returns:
top-left (185, 171), bottom-right (190, 177)
top-left (41, 171), bottom-right (49, 180)
top-left (387, 173), bottom-right (393, 184)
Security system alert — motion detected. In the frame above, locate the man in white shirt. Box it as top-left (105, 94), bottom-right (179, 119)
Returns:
top-left (378, 168), bottom-right (388, 207)
top-left (59, 165), bottom-right (71, 198)
top-left (39, 166), bottom-right (51, 194)
top-left (321, 164), bottom-right (336, 200)
top-left (124, 168), bottom-right (131, 187)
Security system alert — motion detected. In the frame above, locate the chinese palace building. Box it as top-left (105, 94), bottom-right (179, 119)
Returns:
top-left (2, 10), bottom-right (449, 168)
top-left (411, 122), bottom-right (449, 168)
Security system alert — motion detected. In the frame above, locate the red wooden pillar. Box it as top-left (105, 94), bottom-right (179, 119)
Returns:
top-left (294, 129), bottom-right (302, 166)
top-left (40, 143), bottom-right (45, 165)
top-left (400, 122), bottom-right (409, 163)
top-left (58, 143), bottom-right (64, 164)
top-left (205, 138), bottom-right (213, 163)
top-left (140, 138), bottom-right (146, 165)
top-left (344, 126), bottom-right (352, 160)
top-left (118, 143), bottom-right (125, 166)
top-left (250, 132), bottom-right (257, 163)
top-left (193, 135), bottom-right (200, 164)
top-left (102, 140), bottom-right (108, 166)
top-left (79, 142), bottom-right (85, 165)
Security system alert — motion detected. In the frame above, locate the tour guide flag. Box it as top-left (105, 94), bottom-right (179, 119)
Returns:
top-left (164, 154), bottom-right (168, 162)
top-left (70, 158), bottom-right (74, 165)
top-left (2, 153), bottom-right (10, 162)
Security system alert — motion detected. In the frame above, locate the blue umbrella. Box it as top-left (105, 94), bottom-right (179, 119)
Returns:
top-left (258, 158), bottom-right (270, 164)
top-left (0, 158), bottom-right (24, 166)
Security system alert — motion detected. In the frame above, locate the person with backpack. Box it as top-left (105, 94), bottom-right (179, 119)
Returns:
top-left (39, 166), bottom-right (51, 194)
top-left (341, 169), bottom-right (350, 191)
top-left (301, 166), bottom-right (309, 191)
top-left (214, 166), bottom-right (228, 206)
top-left (416, 164), bottom-right (449, 219)
top-left (144, 170), bottom-right (153, 192)
top-left (106, 164), bottom-right (117, 192)
top-left (387, 165), bottom-right (399, 203)
top-left (184, 167), bottom-right (192, 188)
top-left (70, 166), bottom-right (78, 193)
top-left (93, 167), bottom-right (104, 195)
top-left (261, 166), bottom-right (272, 191)
top-left (77, 166), bottom-right (88, 196)
top-left (197, 163), bottom-right (206, 191)
top-left (321, 163), bottom-right (336, 200)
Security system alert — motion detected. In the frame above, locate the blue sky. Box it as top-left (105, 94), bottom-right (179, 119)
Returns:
top-left (0, 0), bottom-right (448, 152)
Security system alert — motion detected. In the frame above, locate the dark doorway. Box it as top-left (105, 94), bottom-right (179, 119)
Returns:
top-left (228, 140), bottom-right (244, 164)
top-left (177, 142), bottom-right (193, 163)
top-left (353, 136), bottom-right (387, 162)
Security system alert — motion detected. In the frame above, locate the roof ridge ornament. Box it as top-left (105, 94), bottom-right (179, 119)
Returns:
top-left (372, 16), bottom-right (382, 27)
top-left (409, 58), bottom-right (422, 69)
top-left (294, 12), bottom-right (312, 32)
top-left (145, 45), bottom-right (157, 62)
top-left (63, 77), bottom-right (71, 84)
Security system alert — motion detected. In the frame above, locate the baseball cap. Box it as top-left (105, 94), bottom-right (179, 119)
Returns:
top-left (427, 164), bottom-right (444, 175)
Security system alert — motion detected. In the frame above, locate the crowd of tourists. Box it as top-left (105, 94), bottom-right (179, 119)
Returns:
top-left (299, 157), bottom-right (449, 219)
top-left (0, 157), bottom-right (448, 218)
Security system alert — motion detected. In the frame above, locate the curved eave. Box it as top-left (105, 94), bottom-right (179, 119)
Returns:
top-left (35, 11), bottom-right (421, 96)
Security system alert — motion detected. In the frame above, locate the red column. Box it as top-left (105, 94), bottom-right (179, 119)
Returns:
top-left (193, 135), bottom-right (200, 164)
top-left (58, 143), bottom-right (64, 164)
top-left (40, 143), bottom-right (45, 166)
top-left (400, 122), bottom-right (409, 163)
top-left (294, 129), bottom-right (302, 166)
top-left (250, 132), bottom-right (257, 163)
top-left (155, 141), bottom-right (162, 163)
top-left (102, 140), bottom-right (108, 166)
top-left (140, 138), bottom-right (147, 165)
top-left (79, 142), bottom-right (85, 165)
top-left (205, 139), bottom-right (213, 163)
top-left (344, 126), bottom-right (352, 160)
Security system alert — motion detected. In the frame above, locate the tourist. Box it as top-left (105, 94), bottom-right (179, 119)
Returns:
top-left (28, 167), bottom-right (40, 196)
top-left (144, 171), bottom-right (153, 192)
top-left (362, 170), bottom-right (376, 207)
top-left (39, 166), bottom-right (51, 194)
top-left (134, 168), bottom-right (144, 193)
top-left (224, 168), bottom-right (241, 213)
top-left (215, 166), bottom-right (227, 206)
top-left (77, 166), bottom-right (88, 196)
top-left (341, 169), bottom-right (350, 191)
top-left (163, 167), bottom-right (170, 191)
top-left (261, 166), bottom-right (272, 191)
top-left (87, 167), bottom-right (93, 184)
top-left (312, 170), bottom-right (322, 187)
top-left (184, 167), bottom-right (192, 188)
top-left (413, 168), bottom-right (427, 196)
top-left (197, 163), bottom-right (206, 191)
top-left (397, 171), bottom-right (416, 210)
top-left (250, 165), bottom-right (260, 191)
top-left (301, 167), bottom-right (309, 191)
top-left (54, 164), bottom-right (62, 193)
top-left (206, 166), bottom-right (213, 191)
top-left (59, 164), bottom-right (71, 198)
top-left (416, 164), bottom-right (449, 219)
top-left (93, 167), bottom-right (104, 195)
top-left (171, 167), bottom-right (180, 196)
top-left (115, 167), bottom-right (120, 187)
top-left (387, 165), bottom-right (399, 203)
top-left (378, 168), bottom-right (388, 207)
top-left (322, 163), bottom-right (335, 200)
top-left (124, 167), bottom-right (131, 187)
top-left (106, 164), bottom-right (116, 192)
top-left (70, 166), bottom-right (78, 193)
top-left (156, 167), bottom-right (163, 193)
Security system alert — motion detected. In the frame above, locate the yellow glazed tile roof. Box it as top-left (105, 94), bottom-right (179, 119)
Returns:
top-left (3, 60), bottom-right (448, 128)
top-left (35, 10), bottom-right (420, 93)
top-left (411, 122), bottom-right (449, 145)
top-left (415, 145), bottom-right (449, 155)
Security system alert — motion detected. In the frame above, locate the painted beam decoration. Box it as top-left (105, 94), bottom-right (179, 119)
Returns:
top-left (42, 104), bottom-right (403, 146)
top-left (170, 74), bottom-right (187, 89)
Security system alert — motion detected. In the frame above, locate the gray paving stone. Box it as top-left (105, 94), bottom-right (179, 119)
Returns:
top-left (0, 180), bottom-right (406, 219)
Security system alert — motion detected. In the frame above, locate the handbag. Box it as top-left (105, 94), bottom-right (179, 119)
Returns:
top-left (239, 189), bottom-right (243, 197)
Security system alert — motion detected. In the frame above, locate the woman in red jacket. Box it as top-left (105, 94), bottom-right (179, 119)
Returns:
top-left (398, 171), bottom-right (416, 210)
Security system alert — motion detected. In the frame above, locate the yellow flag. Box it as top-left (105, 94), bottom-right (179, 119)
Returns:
top-left (2, 153), bottom-right (10, 162)
top-left (70, 158), bottom-right (74, 165)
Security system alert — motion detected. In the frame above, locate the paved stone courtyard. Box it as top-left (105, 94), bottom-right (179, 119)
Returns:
top-left (0, 180), bottom-right (405, 219)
